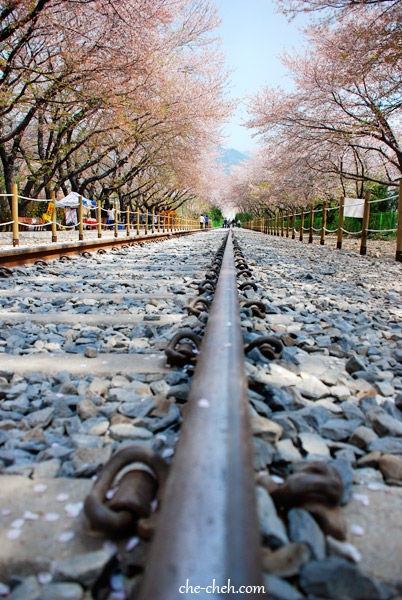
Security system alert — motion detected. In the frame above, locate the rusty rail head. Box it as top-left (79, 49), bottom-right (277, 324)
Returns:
top-left (136, 231), bottom-right (264, 600)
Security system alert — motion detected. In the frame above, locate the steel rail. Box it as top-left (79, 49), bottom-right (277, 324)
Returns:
top-left (136, 231), bottom-right (264, 600)
top-left (0, 229), bottom-right (200, 267)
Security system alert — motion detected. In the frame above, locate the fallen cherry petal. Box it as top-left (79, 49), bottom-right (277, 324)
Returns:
top-left (7, 529), bottom-right (21, 540)
top-left (103, 541), bottom-right (118, 553)
top-left (110, 573), bottom-right (125, 591)
top-left (57, 531), bottom-right (75, 543)
top-left (352, 493), bottom-right (369, 506)
top-left (162, 448), bottom-right (174, 459)
top-left (64, 502), bottom-right (83, 518)
top-left (350, 524), bottom-right (365, 536)
top-left (1, 509), bottom-right (11, 516)
top-left (11, 519), bottom-right (24, 529)
top-left (33, 484), bottom-right (47, 493)
top-left (271, 475), bottom-right (284, 484)
top-left (198, 398), bottom-right (210, 408)
top-left (367, 482), bottom-right (382, 491)
top-left (106, 488), bottom-right (118, 500)
top-left (23, 511), bottom-right (39, 520)
top-left (56, 493), bottom-right (69, 502)
top-left (44, 513), bottom-right (60, 522)
top-left (126, 537), bottom-right (139, 551)
top-left (37, 572), bottom-right (52, 585)
top-left (0, 582), bottom-right (10, 596)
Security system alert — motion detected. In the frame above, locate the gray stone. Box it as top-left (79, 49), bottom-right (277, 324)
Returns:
top-left (332, 458), bottom-right (354, 504)
top-left (52, 549), bottom-right (114, 587)
top-left (349, 426), bottom-right (378, 450)
top-left (369, 411), bottom-right (402, 438)
top-left (321, 419), bottom-right (361, 442)
top-left (84, 347), bottom-right (98, 358)
top-left (253, 437), bottom-right (274, 469)
top-left (109, 423), bottom-right (152, 441)
top-left (257, 485), bottom-right (289, 549)
top-left (275, 439), bottom-right (302, 463)
top-left (262, 575), bottom-right (304, 600)
top-left (40, 583), bottom-right (84, 600)
top-left (346, 355), bottom-right (367, 375)
top-left (299, 433), bottom-right (330, 458)
top-left (33, 459), bottom-right (61, 479)
top-left (118, 398), bottom-right (156, 419)
top-left (299, 558), bottom-right (391, 599)
top-left (8, 577), bottom-right (41, 600)
top-left (287, 508), bottom-right (326, 560)
top-left (77, 399), bottom-right (98, 420)
top-left (375, 381), bottom-right (394, 397)
top-left (261, 542), bottom-right (311, 578)
top-left (26, 407), bottom-right (54, 428)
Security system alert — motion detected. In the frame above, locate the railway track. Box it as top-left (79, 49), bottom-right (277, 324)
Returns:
top-left (0, 229), bottom-right (401, 600)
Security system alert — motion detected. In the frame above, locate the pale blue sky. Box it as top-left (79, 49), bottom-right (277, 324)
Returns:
top-left (214, 0), bottom-right (308, 153)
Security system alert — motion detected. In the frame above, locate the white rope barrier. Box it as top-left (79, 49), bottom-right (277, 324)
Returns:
top-left (57, 223), bottom-right (78, 230)
top-left (367, 228), bottom-right (397, 233)
top-left (312, 227), bottom-right (321, 232)
top-left (324, 227), bottom-right (338, 233)
top-left (19, 221), bottom-right (52, 228)
top-left (18, 195), bottom-right (47, 202)
top-left (326, 205), bottom-right (340, 212)
top-left (340, 227), bottom-right (362, 235)
top-left (0, 220), bottom-right (15, 226)
top-left (0, 193), bottom-right (12, 197)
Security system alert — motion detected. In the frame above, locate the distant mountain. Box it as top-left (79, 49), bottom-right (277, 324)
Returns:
top-left (216, 147), bottom-right (249, 173)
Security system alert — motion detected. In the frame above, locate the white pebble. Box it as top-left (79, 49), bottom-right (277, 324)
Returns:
top-left (198, 398), bottom-right (210, 408)
top-left (271, 475), bottom-right (285, 484)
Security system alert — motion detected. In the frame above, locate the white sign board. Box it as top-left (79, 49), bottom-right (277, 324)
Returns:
top-left (344, 197), bottom-right (364, 218)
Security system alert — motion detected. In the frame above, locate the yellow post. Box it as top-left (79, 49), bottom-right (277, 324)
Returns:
top-left (152, 209), bottom-right (155, 234)
top-left (360, 190), bottom-right (371, 256)
top-left (78, 195), bottom-right (83, 241)
top-left (299, 210), bottom-right (304, 242)
top-left (114, 201), bottom-right (118, 238)
top-left (308, 204), bottom-right (313, 244)
top-left (144, 211), bottom-right (148, 235)
top-left (158, 213), bottom-right (161, 232)
top-left (337, 197), bottom-right (344, 250)
top-left (51, 190), bottom-right (57, 242)
top-left (11, 183), bottom-right (19, 247)
top-left (396, 180), bottom-right (402, 262)
top-left (320, 202), bottom-right (327, 245)
top-left (291, 210), bottom-right (296, 239)
top-left (126, 207), bottom-right (130, 236)
top-left (97, 201), bottom-right (102, 239)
